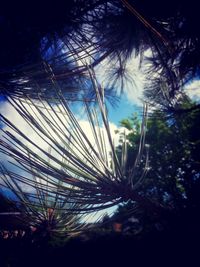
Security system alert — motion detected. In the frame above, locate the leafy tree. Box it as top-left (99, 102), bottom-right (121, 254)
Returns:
top-left (116, 101), bottom-right (200, 212)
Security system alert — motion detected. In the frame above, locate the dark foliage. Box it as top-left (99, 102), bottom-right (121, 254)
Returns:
top-left (0, 0), bottom-right (199, 109)
top-left (0, 209), bottom-right (200, 267)
top-left (114, 102), bottom-right (200, 233)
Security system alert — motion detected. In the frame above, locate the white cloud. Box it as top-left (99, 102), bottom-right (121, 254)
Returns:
top-left (94, 54), bottom-right (145, 107)
top-left (184, 80), bottom-right (200, 101)
top-left (0, 98), bottom-right (132, 223)
top-left (116, 49), bottom-right (153, 106)
top-left (0, 99), bottom-right (128, 193)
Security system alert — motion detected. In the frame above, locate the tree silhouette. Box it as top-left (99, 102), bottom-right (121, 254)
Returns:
top-left (0, 0), bottom-right (199, 109)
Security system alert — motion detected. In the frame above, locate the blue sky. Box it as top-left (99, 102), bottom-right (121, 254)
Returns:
top-left (93, 52), bottom-right (145, 124)
top-left (107, 94), bottom-right (143, 125)
top-left (0, 52), bottom-right (200, 222)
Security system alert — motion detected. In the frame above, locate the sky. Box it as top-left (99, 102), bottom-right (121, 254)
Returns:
top-left (184, 79), bottom-right (200, 101)
top-left (107, 95), bottom-right (142, 125)
top-left (0, 54), bottom-right (200, 180)
top-left (0, 55), bottom-right (145, 222)
top-left (0, 90), bottom-right (136, 222)
top-left (0, 52), bottom-right (200, 223)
